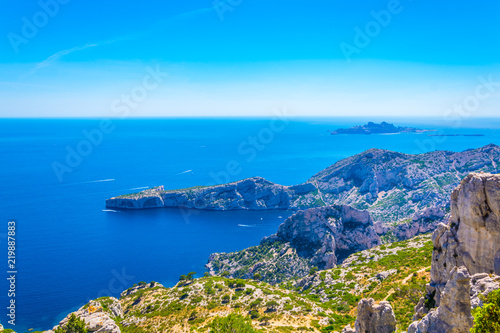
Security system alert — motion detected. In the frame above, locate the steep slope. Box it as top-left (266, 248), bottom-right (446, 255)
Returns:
top-left (207, 205), bottom-right (380, 283)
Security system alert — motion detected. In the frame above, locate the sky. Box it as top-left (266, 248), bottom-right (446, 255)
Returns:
top-left (1, 0), bottom-right (499, 118)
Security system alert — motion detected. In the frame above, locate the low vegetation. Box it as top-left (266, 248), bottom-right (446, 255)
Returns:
top-left (81, 234), bottom-right (434, 332)
top-left (471, 288), bottom-right (500, 333)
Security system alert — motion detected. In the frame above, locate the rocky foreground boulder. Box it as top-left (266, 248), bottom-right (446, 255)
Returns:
top-left (408, 172), bottom-right (500, 333)
top-left (106, 144), bottom-right (500, 229)
top-left (355, 298), bottom-right (397, 333)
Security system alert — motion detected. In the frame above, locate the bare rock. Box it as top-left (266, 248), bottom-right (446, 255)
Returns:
top-left (275, 205), bottom-right (380, 269)
top-left (424, 173), bottom-right (500, 307)
top-left (410, 173), bottom-right (500, 332)
top-left (470, 273), bottom-right (500, 309)
top-left (451, 173), bottom-right (500, 276)
top-left (121, 281), bottom-right (163, 297)
top-left (52, 298), bottom-right (121, 333)
top-left (408, 267), bottom-right (473, 333)
top-left (376, 269), bottom-right (397, 281)
top-left (354, 298), bottom-right (396, 333)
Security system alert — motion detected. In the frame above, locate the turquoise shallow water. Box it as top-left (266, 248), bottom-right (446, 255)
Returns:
top-left (0, 117), bottom-right (499, 331)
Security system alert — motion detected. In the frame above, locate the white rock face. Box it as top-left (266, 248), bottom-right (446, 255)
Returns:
top-left (354, 298), bottom-right (396, 333)
top-left (120, 281), bottom-right (163, 297)
top-left (275, 205), bottom-right (380, 269)
top-left (451, 173), bottom-right (500, 276)
top-left (409, 173), bottom-right (500, 332)
top-left (48, 298), bottom-right (122, 333)
top-left (408, 267), bottom-right (473, 333)
top-left (376, 269), bottom-right (397, 281)
top-left (470, 273), bottom-right (500, 309)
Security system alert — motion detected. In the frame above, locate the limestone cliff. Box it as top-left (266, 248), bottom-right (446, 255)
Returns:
top-left (409, 172), bottom-right (500, 332)
top-left (273, 205), bottom-right (380, 269)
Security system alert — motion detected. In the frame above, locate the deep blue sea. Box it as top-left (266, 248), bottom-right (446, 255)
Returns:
top-left (0, 117), bottom-right (499, 331)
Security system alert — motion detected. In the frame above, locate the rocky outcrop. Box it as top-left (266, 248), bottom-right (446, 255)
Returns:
top-left (423, 173), bottom-right (500, 307)
top-left (374, 206), bottom-right (448, 242)
top-left (409, 172), bottom-right (500, 332)
top-left (206, 205), bottom-right (380, 282)
top-left (408, 267), bottom-right (473, 333)
top-left (107, 177), bottom-right (295, 210)
top-left (106, 145), bottom-right (500, 230)
top-left (470, 272), bottom-right (500, 309)
top-left (354, 298), bottom-right (396, 333)
top-left (106, 186), bottom-right (165, 209)
top-left (273, 205), bottom-right (380, 268)
top-left (120, 281), bottom-right (163, 297)
top-left (47, 298), bottom-right (122, 333)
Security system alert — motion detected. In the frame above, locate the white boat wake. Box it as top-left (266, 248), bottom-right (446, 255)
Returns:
top-left (87, 179), bottom-right (115, 183)
top-left (63, 179), bottom-right (115, 186)
top-left (176, 169), bottom-right (193, 175)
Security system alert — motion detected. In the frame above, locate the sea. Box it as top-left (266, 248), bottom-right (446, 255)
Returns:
top-left (0, 117), bottom-right (499, 331)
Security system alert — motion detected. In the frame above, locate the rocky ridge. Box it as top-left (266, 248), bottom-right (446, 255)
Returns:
top-left (106, 144), bottom-right (500, 229)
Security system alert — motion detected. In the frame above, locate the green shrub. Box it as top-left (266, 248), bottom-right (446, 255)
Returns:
top-left (471, 289), bottom-right (500, 333)
top-left (249, 310), bottom-right (260, 319)
top-left (54, 313), bottom-right (87, 333)
top-left (209, 314), bottom-right (256, 333)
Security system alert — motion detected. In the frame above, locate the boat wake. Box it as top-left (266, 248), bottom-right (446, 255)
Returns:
top-left (64, 179), bottom-right (115, 186)
top-left (176, 169), bottom-right (193, 175)
top-left (102, 209), bottom-right (119, 213)
top-left (129, 186), bottom-right (149, 190)
top-left (238, 224), bottom-right (257, 228)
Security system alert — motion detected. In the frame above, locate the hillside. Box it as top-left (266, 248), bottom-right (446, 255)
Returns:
top-left (46, 234), bottom-right (433, 333)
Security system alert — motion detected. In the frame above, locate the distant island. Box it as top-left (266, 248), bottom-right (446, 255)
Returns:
top-left (330, 121), bottom-right (432, 135)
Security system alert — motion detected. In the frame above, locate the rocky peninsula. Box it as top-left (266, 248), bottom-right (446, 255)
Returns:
top-left (106, 144), bottom-right (500, 231)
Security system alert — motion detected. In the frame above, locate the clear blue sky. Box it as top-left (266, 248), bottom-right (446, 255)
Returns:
top-left (1, 0), bottom-right (499, 117)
